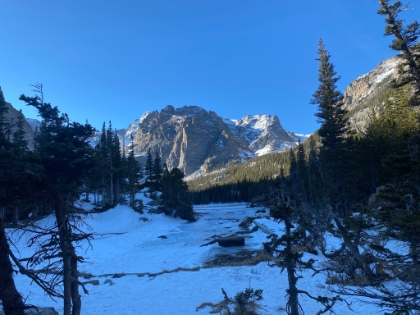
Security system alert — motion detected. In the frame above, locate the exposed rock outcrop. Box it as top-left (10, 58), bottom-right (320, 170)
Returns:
top-left (343, 56), bottom-right (398, 111)
top-left (342, 56), bottom-right (399, 130)
top-left (121, 106), bottom-right (302, 176)
top-left (1, 87), bottom-right (36, 149)
top-left (129, 105), bottom-right (252, 175)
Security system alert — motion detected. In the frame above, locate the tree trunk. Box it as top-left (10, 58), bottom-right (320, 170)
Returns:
top-left (410, 243), bottom-right (419, 266)
top-left (32, 204), bottom-right (38, 220)
top-left (12, 208), bottom-right (19, 225)
top-left (284, 217), bottom-right (300, 315)
top-left (129, 189), bottom-right (134, 207)
top-left (54, 195), bottom-right (81, 315)
top-left (109, 153), bottom-right (114, 205)
top-left (54, 198), bottom-right (71, 315)
top-left (0, 218), bottom-right (25, 315)
top-left (334, 217), bottom-right (375, 278)
top-left (70, 247), bottom-right (82, 315)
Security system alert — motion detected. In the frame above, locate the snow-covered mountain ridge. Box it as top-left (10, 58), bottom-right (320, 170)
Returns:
top-left (223, 114), bottom-right (304, 156)
top-left (116, 106), bottom-right (307, 175)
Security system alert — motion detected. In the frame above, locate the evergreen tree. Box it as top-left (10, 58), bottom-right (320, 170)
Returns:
top-left (311, 39), bottom-right (348, 156)
top-left (127, 134), bottom-right (142, 207)
top-left (378, 0), bottom-right (420, 103)
top-left (94, 122), bottom-right (125, 205)
top-left (310, 41), bottom-right (375, 278)
top-left (267, 173), bottom-right (344, 315)
top-left (12, 112), bottom-right (28, 155)
top-left (310, 39), bottom-right (351, 214)
top-left (106, 122), bottom-right (115, 203)
top-left (152, 150), bottom-right (162, 191)
top-left (19, 84), bottom-right (95, 315)
top-left (111, 130), bottom-right (122, 203)
top-left (145, 148), bottom-right (153, 187)
top-left (161, 166), bottom-right (194, 220)
top-left (161, 163), bottom-right (171, 202)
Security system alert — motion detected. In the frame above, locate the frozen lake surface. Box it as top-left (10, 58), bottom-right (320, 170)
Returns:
top-left (9, 199), bottom-right (383, 314)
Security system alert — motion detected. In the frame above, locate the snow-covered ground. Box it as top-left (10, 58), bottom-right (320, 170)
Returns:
top-left (9, 197), bottom-right (383, 314)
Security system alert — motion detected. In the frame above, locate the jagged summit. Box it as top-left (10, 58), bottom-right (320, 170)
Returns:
top-left (225, 114), bottom-right (296, 156)
top-left (117, 105), bottom-right (303, 176)
top-left (123, 106), bottom-right (252, 175)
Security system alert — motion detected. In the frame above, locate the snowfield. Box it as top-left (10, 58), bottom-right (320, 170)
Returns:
top-left (9, 197), bottom-right (384, 314)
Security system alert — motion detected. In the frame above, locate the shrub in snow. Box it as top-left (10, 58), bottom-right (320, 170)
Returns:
top-left (196, 287), bottom-right (263, 315)
top-left (131, 199), bottom-right (144, 214)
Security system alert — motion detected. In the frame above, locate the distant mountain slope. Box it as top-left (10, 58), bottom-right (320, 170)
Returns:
top-left (223, 115), bottom-right (297, 156)
top-left (118, 105), bottom-right (306, 176)
top-left (343, 56), bottom-right (399, 130)
top-left (0, 87), bottom-right (36, 149)
top-left (25, 118), bottom-right (42, 133)
top-left (128, 105), bottom-right (253, 175)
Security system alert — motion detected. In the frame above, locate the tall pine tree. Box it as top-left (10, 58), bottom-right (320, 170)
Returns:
top-left (310, 39), bottom-right (351, 215)
top-left (378, 0), bottom-right (420, 103)
top-left (152, 150), bottom-right (162, 191)
top-left (145, 148), bottom-right (153, 187)
top-left (20, 84), bottom-right (95, 315)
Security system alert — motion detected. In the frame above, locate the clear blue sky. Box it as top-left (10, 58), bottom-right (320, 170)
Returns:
top-left (0, 0), bottom-right (418, 134)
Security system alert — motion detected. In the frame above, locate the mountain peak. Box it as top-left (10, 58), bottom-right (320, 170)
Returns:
top-left (119, 106), bottom-right (303, 175)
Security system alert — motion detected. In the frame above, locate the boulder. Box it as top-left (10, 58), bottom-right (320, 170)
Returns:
top-left (216, 236), bottom-right (245, 247)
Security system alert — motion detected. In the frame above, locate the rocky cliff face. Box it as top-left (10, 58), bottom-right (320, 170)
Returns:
top-left (342, 56), bottom-right (399, 130)
top-left (343, 56), bottom-right (398, 110)
top-left (121, 106), bottom-right (300, 176)
top-left (128, 106), bottom-right (253, 175)
top-left (0, 87), bottom-right (36, 149)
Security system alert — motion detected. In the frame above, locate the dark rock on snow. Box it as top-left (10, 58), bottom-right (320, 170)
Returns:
top-left (216, 236), bottom-right (245, 247)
